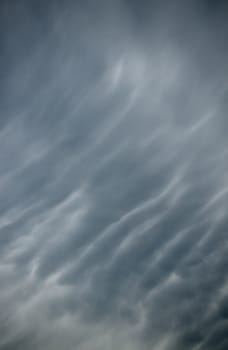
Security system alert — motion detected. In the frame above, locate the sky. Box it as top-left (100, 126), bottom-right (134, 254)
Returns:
top-left (0, 0), bottom-right (228, 349)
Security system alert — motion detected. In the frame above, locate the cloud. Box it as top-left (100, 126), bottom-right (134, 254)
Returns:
top-left (0, 0), bottom-right (228, 349)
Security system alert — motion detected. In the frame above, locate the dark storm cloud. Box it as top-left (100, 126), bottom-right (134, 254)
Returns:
top-left (0, 0), bottom-right (228, 349)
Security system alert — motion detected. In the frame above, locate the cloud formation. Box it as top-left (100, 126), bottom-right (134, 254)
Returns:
top-left (1, 0), bottom-right (228, 349)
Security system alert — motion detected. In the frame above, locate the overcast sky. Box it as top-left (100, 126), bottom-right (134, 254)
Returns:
top-left (1, 1), bottom-right (228, 349)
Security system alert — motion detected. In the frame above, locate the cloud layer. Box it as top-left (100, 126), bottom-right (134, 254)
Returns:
top-left (1, 1), bottom-right (228, 349)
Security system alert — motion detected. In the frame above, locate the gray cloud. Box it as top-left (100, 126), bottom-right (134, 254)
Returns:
top-left (1, 0), bottom-right (228, 349)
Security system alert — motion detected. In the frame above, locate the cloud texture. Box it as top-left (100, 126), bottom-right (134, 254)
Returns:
top-left (1, 0), bottom-right (228, 349)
